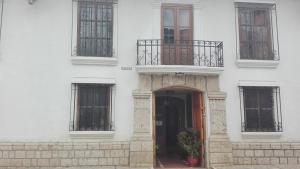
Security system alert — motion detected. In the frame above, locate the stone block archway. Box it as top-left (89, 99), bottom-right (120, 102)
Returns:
top-left (129, 74), bottom-right (232, 168)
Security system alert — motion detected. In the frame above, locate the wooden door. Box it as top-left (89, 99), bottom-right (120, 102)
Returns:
top-left (193, 92), bottom-right (206, 167)
top-left (162, 5), bottom-right (193, 65)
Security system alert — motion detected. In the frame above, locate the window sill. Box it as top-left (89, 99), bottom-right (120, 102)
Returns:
top-left (69, 131), bottom-right (115, 139)
top-left (241, 132), bottom-right (283, 139)
top-left (236, 59), bottom-right (279, 68)
top-left (71, 56), bottom-right (118, 66)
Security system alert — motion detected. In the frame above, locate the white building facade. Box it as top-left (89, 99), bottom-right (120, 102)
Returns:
top-left (0, 0), bottom-right (299, 168)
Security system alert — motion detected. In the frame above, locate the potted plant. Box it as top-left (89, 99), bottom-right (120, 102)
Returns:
top-left (177, 130), bottom-right (201, 167)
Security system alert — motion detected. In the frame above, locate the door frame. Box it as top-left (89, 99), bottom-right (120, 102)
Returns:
top-left (161, 4), bottom-right (194, 65)
top-left (152, 89), bottom-right (206, 168)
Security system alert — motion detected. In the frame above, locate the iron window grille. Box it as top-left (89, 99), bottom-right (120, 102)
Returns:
top-left (70, 83), bottom-right (114, 131)
top-left (235, 3), bottom-right (280, 60)
top-left (239, 86), bottom-right (282, 132)
top-left (74, 0), bottom-right (115, 57)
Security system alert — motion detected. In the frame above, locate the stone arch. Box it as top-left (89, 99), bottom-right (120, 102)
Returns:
top-left (130, 74), bottom-right (233, 168)
top-left (153, 85), bottom-right (204, 93)
top-left (138, 74), bottom-right (213, 92)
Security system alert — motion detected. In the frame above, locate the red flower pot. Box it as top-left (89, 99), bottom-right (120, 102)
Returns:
top-left (187, 156), bottom-right (199, 167)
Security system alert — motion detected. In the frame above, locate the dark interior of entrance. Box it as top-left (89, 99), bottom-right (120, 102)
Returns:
top-left (155, 90), bottom-right (204, 168)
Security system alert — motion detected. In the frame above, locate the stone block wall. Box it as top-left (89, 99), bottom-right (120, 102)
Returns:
top-left (232, 142), bottom-right (300, 165)
top-left (0, 142), bottom-right (129, 168)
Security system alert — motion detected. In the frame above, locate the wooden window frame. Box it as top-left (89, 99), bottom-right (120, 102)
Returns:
top-left (236, 2), bottom-right (279, 61)
top-left (161, 4), bottom-right (194, 65)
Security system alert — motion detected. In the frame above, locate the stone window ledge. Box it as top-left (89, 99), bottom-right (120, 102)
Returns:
top-left (241, 132), bottom-right (283, 139)
top-left (236, 59), bottom-right (279, 68)
top-left (69, 131), bottom-right (115, 139)
top-left (71, 56), bottom-right (118, 66)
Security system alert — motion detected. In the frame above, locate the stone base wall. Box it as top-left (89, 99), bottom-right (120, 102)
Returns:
top-left (232, 142), bottom-right (300, 165)
top-left (209, 135), bottom-right (233, 167)
top-left (130, 136), bottom-right (153, 168)
top-left (0, 142), bottom-right (129, 168)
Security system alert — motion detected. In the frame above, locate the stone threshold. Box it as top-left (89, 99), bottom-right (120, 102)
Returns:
top-left (214, 165), bottom-right (300, 169)
top-left (155, 168), bottom-right (206, 169)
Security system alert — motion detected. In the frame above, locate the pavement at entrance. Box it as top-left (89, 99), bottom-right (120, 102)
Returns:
top-left (2, 166), bottom-right (300, 169)
top-left (215, 165), bottom-right (300, 169)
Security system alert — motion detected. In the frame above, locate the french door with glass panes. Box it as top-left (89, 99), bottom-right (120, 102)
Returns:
top-left (162, 5), bottom-right (193, 65)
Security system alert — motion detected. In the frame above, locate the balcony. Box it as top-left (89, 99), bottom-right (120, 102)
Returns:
top-left (136, 39), bottom-right (224, 75)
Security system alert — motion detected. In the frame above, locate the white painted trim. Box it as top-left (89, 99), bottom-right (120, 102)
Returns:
top-left (69, 131), bottom-right (115, 139)
top-left (238, 80), bottom-right (279, 87)
top-left (71, 56), bottom-right (118, 66)
top-left (236, 59), bottom-right (279, 68)
top-left (241, 132), bottom-right (282, 139)
top-left (135, 65), bottom-right (224, 75)
top-left (234, 0), bottom-right (275, 4)
top-left (71, 77), bottom-right (116, 84)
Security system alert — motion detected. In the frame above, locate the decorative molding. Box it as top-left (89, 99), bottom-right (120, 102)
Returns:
top-left (238, 80), bottom-right (279, 87)
top-left (236, 59), bottom-right (279, 68)
top-left (69, 131), bottom-right (115, 139)
top-left (71, 77), bottom-right (116, 84)
top-left (132, 90), bottom-right (152, 99)
top-left (208, 91), bottom-right (227, 99)
top-left (135, 65), bottom-right (224, 75)
top-left (71, 56), bottom-right (118, 66)
top-left (234, 0), bottom-right (276, 4)
top-left (241, 132), bottom-right (283, 139)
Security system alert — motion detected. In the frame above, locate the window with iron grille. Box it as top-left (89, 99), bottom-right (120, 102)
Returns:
top-left (235, 3), bottom-right (279, 60)
top-left (239, 86), bottom-right (282, 132)
top-left (77, 0), bottom-right (113, 57)
top-left (70, 84), bottom-right (114, 131)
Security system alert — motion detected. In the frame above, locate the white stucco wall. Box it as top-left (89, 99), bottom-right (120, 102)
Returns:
top-left (0, 0), bottom-right (299, 143)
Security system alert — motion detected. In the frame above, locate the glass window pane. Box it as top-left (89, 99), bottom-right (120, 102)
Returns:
top-left (163, 9), bottom-right (174, 27)
top-left (245, 109), bottom-right (259, 131)
top-left (78, 2), bottom-right (113, 56)
top-left (260, 110), bottom-right (274, 131)
top-left (239, 8), bottom-right (251, 25)
top-left (239, 26), bottom-right (251, 41)
top-left (179, 9), bottom-right (190, 27)
top-left (254, 10), bottom-right (267, 26)
top-left (164, 28), bottom-right (174, 43)
top-left (77, 84), bottom-right (111, 131)
top-left (244, 89), bottom-right (258, 108)
top-left (243, 87), bottom-right (276, 132)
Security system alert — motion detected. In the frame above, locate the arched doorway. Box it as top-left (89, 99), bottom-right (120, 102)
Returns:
top-left (154, 88), bottom-right (206, 168)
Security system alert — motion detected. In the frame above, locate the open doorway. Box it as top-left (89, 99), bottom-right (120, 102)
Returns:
top-left (154, 89), bottom-right (206, 168)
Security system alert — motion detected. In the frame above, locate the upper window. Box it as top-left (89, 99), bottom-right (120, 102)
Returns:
top-left (239, 86), bottom-right (282, 132)
top-left (235, 3), bottom-right (279, 60)
top-left (77, 0), bottom-right (113, 57)
top-left (70, 83), bottom-right (114, 131)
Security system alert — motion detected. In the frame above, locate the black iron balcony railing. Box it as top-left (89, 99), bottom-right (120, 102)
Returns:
top-left (137, 39), bottom-right (224, 67)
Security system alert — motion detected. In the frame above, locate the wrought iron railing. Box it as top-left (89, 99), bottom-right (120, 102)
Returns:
top-left (137, 39), bottom-right (224, 67)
